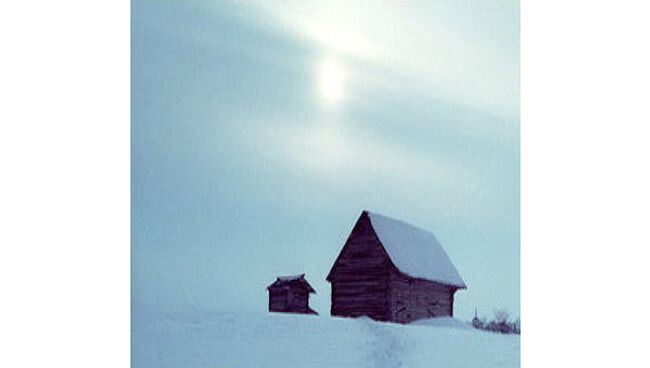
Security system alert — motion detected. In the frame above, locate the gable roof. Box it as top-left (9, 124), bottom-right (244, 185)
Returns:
top-left (367, 211), bottom-right (466, 288)
top-left (267, 274), bottom-right (316, 293)
top-left (327, 211), bottom-right (466, 288)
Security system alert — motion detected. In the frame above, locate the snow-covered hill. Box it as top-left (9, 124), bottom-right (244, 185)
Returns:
top-left (132, 304), bottom-right (519, 368)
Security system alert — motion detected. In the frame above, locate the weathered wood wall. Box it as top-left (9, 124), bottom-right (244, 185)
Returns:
top-left (328, 213), bottom-right (391, 321)
top-left (269, 289), bottom-right (288, 312)
top-left (268, 288), bottom-right (311, 313)
top-left (387, 270), bottom-right (456, 323)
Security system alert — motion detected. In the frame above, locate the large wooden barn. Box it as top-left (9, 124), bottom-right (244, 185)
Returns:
top-left (326, 211), bottom-right (466, 323)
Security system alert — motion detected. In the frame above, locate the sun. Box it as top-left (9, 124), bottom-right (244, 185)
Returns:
top-left (319, 59), bottom-right (345, 104)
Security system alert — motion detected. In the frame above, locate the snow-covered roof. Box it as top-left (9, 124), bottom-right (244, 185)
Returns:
top-left (268, 274), bottom-right (316, 293)
top-left (367, 212), bottom-right (466, 288)
top-left (277, 274), bottom-right (305, 282)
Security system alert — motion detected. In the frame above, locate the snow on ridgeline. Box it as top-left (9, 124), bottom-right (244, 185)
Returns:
top-left (367, 211), bottom-right (467, 288)
top-left (133, 304), bottom-right (519, 368)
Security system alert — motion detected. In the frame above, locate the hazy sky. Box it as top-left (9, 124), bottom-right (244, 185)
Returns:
top-left (132, 0), bottom-right (519, 320)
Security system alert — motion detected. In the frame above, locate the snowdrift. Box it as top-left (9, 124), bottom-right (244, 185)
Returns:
top-left (133, 304), bottom-right (519, 368)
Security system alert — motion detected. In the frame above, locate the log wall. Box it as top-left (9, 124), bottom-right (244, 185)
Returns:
top-left (268, 288), bottom-right (311, 314)
top-left (328, 214), bottom-right (391, 321)
top-left (388, 270), bottom-right (455, 323)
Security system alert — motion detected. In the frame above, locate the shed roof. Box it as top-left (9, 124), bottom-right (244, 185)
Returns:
top-left (367, 211), bottom-right (466, 288)
top-left (267, 274), bottom-right (316, 293)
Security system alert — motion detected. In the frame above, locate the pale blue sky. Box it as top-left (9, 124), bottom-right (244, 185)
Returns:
top-left (132, 0), bottom-right (519, 320)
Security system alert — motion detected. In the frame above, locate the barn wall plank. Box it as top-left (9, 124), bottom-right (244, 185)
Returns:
top-left (328, 213), bottom-right (390, 321)
top-left (387, 270), bottom-right (456, 323)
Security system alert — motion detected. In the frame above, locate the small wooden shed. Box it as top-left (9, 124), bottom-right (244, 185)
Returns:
top-left (326, 211), bottom-right (466, 323)
top-left (267, 274), bottom-right (317, 315)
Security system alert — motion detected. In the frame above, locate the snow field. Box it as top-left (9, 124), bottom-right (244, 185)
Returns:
top-left (133, 304), bottom-right (519, 368)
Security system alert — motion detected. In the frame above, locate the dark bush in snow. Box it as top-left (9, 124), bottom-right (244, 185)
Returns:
top-left (471, 309), bottom-right (520, 335)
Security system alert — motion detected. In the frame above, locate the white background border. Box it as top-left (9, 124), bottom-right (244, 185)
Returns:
top-left (523, 1), bottom-right (650, 366)
top-left (1, 1), bottom-right (130, 367)
top-left (1, 1), bottom-right (649, 367)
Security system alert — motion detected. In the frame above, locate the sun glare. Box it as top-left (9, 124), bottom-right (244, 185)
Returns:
top-left (319, 59), bottom-right (345, 104)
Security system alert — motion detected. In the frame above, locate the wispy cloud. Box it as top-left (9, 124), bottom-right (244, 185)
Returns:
top-left (237, 0), bottom-right (519, 118)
